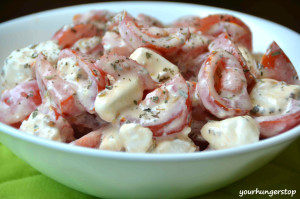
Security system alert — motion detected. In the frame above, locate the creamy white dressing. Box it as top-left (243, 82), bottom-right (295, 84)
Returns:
top-left (20, 110), bottom-right (71, 142)
top-left (5, 11), bottom-right (298, 154)
top-left (0, 40), bottom-right (60, 92)
top-left (57, 56), bottom-right (94, 110)
top-left (95, 75), bottom-right (144, 122)
top-left (250, 79), bottom-right (300, 116)
top-left (72, 36), bottom-right (101, 54)
top-left (152, 127), bottom-right (196, 153)
top-left (102, 31), bottom-right (128, 54)
top-left (99, 125), bottom-right (123, 151)
top-left (201, 116), bottom-right (260, 150)
top-left (130, 47), bottom-right (179, 82)
top-left (238, 45), bottom-right (257, 73)
top-left (119, 123), bottom-right (153, 153)
top-left (120, 77), bottom-right (186, 127)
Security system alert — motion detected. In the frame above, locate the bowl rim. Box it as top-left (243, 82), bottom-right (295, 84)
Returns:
top-left (0, 1), bottom-right (300, 162)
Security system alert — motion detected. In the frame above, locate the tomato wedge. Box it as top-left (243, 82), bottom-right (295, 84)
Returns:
top-left (52, 23), bottom-right (104, 49)
top-left (257, 41), bottom-right (299, 85)
top-left (197, 49), bottom-right (252, 119)
top-left (121, 74), bottom-right (191, 137)
top-left (209, 33), bottom-right (254, 87)
top-left (255, 99), bottom-right (300, 138)
top-left (57, 49), bottom-right (107, 113)
top-left (102, 31), bottom-right (133, 56)
top-left (198, 14), bottom-right (252, 51)
top-left (35, 53), bottom-right (85, 116)
top-left (119, 11), bottom-right (190, 55)
top-left (0, 80), bottom-right (41, 125)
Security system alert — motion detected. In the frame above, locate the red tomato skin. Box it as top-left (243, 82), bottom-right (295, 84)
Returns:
top-left (198, 14), bottom-right (252, 51)
top-left (259, 41), bottom-right (299, 85)
top-left (255, 100), bottom-right (300, 138)
top-left (52, 23), bottom-right (104, 49)
top-left (0, 80), bottom-right (41, 125)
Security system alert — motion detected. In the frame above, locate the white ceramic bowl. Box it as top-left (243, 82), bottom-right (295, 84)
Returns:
top-left (0, 2), bottom-right (299, 198)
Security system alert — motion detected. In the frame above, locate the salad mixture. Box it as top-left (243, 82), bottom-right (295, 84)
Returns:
top-left (0, 10), bottom-right (299, 153)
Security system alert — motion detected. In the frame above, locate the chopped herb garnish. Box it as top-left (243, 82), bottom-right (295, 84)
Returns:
top-left (105, 85), bottom-right (113, 90)
top-left (178, 90), bottom-right (188, 99)
top-left (111, 63), bottom-right (117, 70)
top-left (152, 96), bottom-right (159, 102)
top-left (32, 110), bottom-right (38, 119)
top-left (30, 44), bottom-right (38, 49)
top-left (48, 121), bottom-right (56, 127)
top-left (158, 76), bottom-right (170, 82)
top-left (143, 108), bottom-right (151, 112)
top-left (24, 63), bottom-right (30, 68)
top-left (45, 75), bottom-right (55, 80)
top-left (31, 53), bottom-right (38, 59)
top-left (271, 51), bottom-right (281, 56)
top-left (250, 105), bottom-right (260, 114)
top-left (269, 107), bottom-right (275, 114)
top-left (71, 28), bottom-right (77, 33)
top-left (289, 92), bottom-right (295, 99)
top-left (76, 73), bottom-right (82, 80)
top-left (146, 52), bottom-right (152, 59)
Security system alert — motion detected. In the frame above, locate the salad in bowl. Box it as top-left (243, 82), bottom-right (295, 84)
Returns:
top-left (1, 8), bottom-right (299, 154)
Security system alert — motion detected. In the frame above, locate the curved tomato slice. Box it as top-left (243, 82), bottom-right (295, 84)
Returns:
top-left (35, 53), bottom-right (85, 116)
top-left (198, 14), bottom-right (252, 51)
top-left (209, 33), bottom-right (254, 87)
top-left (255, 99), bottom-right (300, 138)
top-left (197, 49), bottom-right (252, 119)
top-left (102, 31), bottom-right (133, 56)
top-left (57, 49), bottom-right (107, 113)
top-left (0, 80), bottom-right (41, 125)
top-left (96, 54), bottom-right (157, 91)
top-left (121, 74), bottom-right (191, 137)
top-left (52, 23), bottom-right (103, 49)
top-left (257, 41), bottom-right (299, 85)
top-left (119, 11), bottom-right (190, 55)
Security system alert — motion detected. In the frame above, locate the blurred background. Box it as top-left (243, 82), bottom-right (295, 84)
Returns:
top-left (0, 0), bottom-right (299, 33)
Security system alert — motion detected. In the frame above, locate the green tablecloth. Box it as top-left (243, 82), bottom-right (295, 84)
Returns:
top-left (0, 139), bottom-right (299, 199)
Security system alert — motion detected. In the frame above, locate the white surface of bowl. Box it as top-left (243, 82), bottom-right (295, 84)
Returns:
top-left (0, 2), bottom-right (300, 198)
